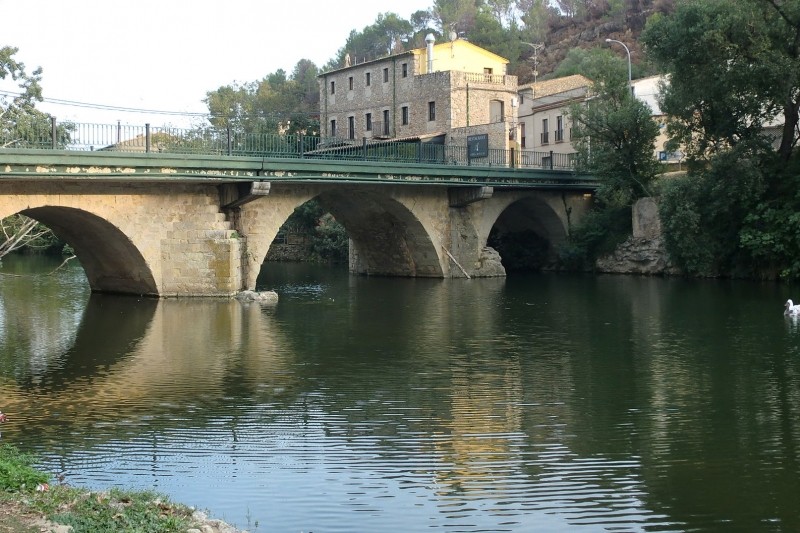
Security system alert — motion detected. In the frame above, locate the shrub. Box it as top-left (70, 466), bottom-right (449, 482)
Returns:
top-left (0, 444), bottom-right (50, 492)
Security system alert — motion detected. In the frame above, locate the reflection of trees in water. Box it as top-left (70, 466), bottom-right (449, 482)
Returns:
top-left (0, 257), bottom-right (89, 380)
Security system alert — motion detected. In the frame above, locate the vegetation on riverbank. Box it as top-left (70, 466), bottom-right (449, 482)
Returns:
top-left (0, 443), bottom-right (242, 533)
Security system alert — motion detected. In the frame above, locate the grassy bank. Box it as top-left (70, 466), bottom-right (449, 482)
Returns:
top-left (0, 443), bottom-right (241, 533)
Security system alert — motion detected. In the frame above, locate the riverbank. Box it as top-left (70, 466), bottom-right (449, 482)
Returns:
top-left (0, 488), bottom-right (249, 533)
top-left (0, 443), bottom-right (248, 533)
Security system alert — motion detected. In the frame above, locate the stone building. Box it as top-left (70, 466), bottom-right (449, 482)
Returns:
top-left (318, 36), bottom-right (519, 154)
top-left (517, 74), bottom-right (591, 163)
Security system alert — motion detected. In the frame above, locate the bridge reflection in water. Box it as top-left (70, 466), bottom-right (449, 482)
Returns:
top-left (2, 257), bottom-right (800, 532)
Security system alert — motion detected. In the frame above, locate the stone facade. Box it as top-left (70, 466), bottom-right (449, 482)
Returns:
top-left (517, 75), bottom-right (591, 155)
top-left (0, 182), bottom-right (243, 297)
top-left (319, 39), bottom-right (518, 151)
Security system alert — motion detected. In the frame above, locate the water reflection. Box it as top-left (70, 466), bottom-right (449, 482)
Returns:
top-left (2, 259), bottom-right (800, 531)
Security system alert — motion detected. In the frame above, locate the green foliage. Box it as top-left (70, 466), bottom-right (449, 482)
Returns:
top-left (552, 47), bottom-right (624, 80)
top-left (659, 145), bottom-right (768, 277)
top-left (45, 488), bottom-right (193, 533)
top-left (0, 444), bottom-right (50, 492)
top-left (204, 59), bottom-right (320, 136)
top-left (739, 156), bottom-right (800, 279)
top-left (642, 0), bottom-right (798, 163)
top-left (0, 46), bottom-right (73, 149)
top-left (330, 12), bottom-right (416, 67)
top-left (279, 201), bottom-right (349, 263)
top-left (642, 0), bottom-right (800, 279)
top-left (311, 214), bottom-right (349, 263)
top-left (558, 203), bottom-right (631, 270)
top-left (569, 54), bottom-right (660, 208)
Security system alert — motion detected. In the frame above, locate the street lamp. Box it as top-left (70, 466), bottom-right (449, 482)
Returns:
top-left (605, 38), bottom-right (632, 96)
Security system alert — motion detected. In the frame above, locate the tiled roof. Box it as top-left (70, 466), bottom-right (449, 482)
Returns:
top-left (519, 74), bottom-right (592, 98)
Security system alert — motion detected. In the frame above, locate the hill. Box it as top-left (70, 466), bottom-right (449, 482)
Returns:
top-left (512, 0), bottom-right (676, 83)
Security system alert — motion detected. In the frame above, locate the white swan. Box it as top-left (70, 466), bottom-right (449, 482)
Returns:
top-left (785, 299), bottom-right (800, 316)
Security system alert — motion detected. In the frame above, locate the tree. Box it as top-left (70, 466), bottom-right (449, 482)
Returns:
top-left (569, 53), bottom-right (660, 207)
top-left (1, 47), bottom-right (69, 260)
top-left (328, 13), bottom-right (415, 68)
top-left (431, 0), bottom-right (480, 34)
top-left (558, 49), bottom-right (659, 270)
top-left (204, 59), bottom-right (320, 136)
top-left (0, 46), bottom-right (47, 148)
top-left (0, 215), bottom-right (58, 261)
top-left (643, 0), bottom-right (797, 164)
top-left (642, 0), bottom-right (800, 278)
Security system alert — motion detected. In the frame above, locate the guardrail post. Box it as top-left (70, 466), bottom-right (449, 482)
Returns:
top-left (362, 137), bottom-right (367, 160)
top-left (510, 147), bottom-right (516, 168)
top-left (226, 124), bottom-right (232, 156)
top-left (549, 150), bottom-right (554, 170)
top-left (51, 116), bottom-right (57, 149)
top-left (299, 134), bottom-right (305, 158)
top-left (145, 124), bottom-right (151, 153)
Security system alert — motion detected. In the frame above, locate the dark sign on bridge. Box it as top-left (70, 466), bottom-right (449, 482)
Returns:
top-left (467, 134), bottom-right (489, 159)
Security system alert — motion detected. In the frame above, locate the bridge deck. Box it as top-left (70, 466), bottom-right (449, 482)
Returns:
top-left (0, 149), bottom-right (596, 190)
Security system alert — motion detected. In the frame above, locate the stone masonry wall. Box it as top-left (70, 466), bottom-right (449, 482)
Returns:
top-left (0, 182), bottom-right (243, 296)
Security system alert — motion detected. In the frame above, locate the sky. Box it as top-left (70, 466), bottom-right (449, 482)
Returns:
top-left (0, 0), bottom-right (435, 128)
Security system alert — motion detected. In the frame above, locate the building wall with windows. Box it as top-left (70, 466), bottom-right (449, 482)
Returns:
top-left (517, 75), bottom-right (591, 156)
top-left (318, 38), bottom-right (518, 150)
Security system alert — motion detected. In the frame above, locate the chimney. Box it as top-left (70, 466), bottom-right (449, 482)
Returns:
top-left (425, 33), bottom-right (435, 73)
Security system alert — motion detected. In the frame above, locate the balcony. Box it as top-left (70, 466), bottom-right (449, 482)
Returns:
top-left (372, 120), bottom-right (391, 138)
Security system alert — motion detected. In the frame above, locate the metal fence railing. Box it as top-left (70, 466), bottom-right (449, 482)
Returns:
top-left (0, 120), bottom-right (577, 171)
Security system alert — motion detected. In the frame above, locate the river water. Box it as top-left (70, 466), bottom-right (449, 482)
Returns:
top-left (1, 255), bottom-right (800, 532)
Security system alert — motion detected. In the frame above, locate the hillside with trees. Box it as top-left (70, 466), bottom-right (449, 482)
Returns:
top-left (202, 0), bottom-right (676, 137)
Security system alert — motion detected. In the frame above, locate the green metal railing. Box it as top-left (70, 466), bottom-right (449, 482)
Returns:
top-left (0, 120), bottom-right (577, 171)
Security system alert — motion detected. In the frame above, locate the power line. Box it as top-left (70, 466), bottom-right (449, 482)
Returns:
top-left (0, 90), bottom-right (321, 122)
top-left (0, 90), bottom-right (207, 117)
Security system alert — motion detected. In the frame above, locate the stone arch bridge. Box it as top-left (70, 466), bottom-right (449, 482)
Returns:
top-left (0, 150), bottom-right (596, 296)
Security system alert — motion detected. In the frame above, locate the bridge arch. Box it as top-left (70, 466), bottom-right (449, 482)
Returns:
top-left (239, 184), bottom-right (445, 288)
top-left (317, 188), bottom-right (444, 277)
top-left (17, 206), bottom-right (159, 295)
top-left (476, 191), bottom-right (580, 272)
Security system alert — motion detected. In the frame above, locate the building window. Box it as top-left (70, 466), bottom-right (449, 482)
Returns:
top-left (348, 76), bottom-right (353, 90)
top-left (520, 123), bottom-right (526, 148)
top-left (365, 113), bottom-right (372, 131)
top-left (383, 68), bottom-right (389, 82)
top-left (428, 101), bottom-right (436, 121)
top-left (541, 118), bottom-right (549, 145)
top-left (402, 63), bottom-right (408, 77)
top-left (383, 109), bottom-right (390, 135)
top-left (348, 116), bottom-right (355, 139)
top-left (401, 106), bottom-right (409, 125)
top-left (490, 100), bottom-right (504, 123)
top-left (366, 72), bottom-right (371, 86)
top-left (330, 119), bottom-right (336, 137)
top-left (330, 80), bottom-right (335, 95)
top-left (555, 115), bottom-right (564, 142)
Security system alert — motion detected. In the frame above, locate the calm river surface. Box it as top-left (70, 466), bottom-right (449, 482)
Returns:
top-left (2, 255), bottom-right (800, 532)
